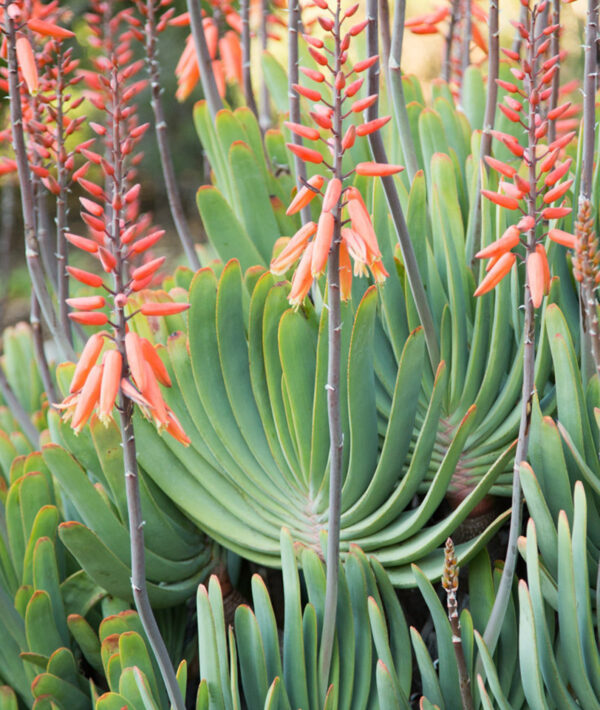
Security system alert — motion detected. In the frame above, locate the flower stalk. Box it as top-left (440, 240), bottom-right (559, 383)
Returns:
top-left (186, 0), bottom-right (222, 119)
top-left (476, 0), bottom-right (576, 651)
top-left (366, 0), bottom-right (440, 369)
top-left (141, 0), bottom-right (200, 270)
top-left (287, 0), bottom-right (311, 225)
top-left (442, 538), bottom-right (474, 710)
top-left (274, 0), bottom-right (400, 692)
top-left (4, 8), bottom-right (75, 361)
top-left (320, 1), bottom-right (344, 693)
top-left (388, 0), bottom-right (419, 181)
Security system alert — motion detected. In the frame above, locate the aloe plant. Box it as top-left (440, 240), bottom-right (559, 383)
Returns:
top-left (0, 452), bottom-right (101, 707)
top-left (195, 528), bottom-right (413, 708)
top-left (43, 402), bottom-right (214, 608)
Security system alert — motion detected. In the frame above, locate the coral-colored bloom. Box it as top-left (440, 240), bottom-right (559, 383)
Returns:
top-left (286, 143), bottom-right (324, 165)
top-left (339, 240), bottom-right (352, 301)
top-left (481, 189), bottom-right (520, 210)
top-left (69, 312), bottom-right (109, 326)
top-left (140, 302), bottom-right (190, 316)
top-left (16, 36), bottom-right (39, 94)
top-left (475, 226), bottom-right (521, 259)
top-left (140, 339), bottom-right (172, 387)
top-left (527, 250), bottom-right (545, 308)
top-left (71, 365), bottom-right (103, 433)
top-left (27, 18), bottom-right (74, 39)
top-left (474, 252), bottom-right (516, 297)
top-left (355, 162), bottom-right (404, 177)
top-left (66, 296), bottom-right (106, 311)
top-left (286, 175), bottom-right (324, 216)
top-left (99, 350), bottom-right (122, 424)
top-left (311, 211), bottom-right (334, 277)
top-left (270, 222), bottom-right (317, 275)
top-left (70, 333), bottom-right (105, 393)
top-left (548, 228), bottom-right (577, 249)
top-left (322, 179), bottom-right (342, 212)
top-left (289, 243), bottom-right (314, 309)
top-left (125, 332), bottom-right (147, 392)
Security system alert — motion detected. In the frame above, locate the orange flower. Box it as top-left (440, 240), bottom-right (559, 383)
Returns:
top-left (165, 410), bottom-right (191, 446)
top-left (345, 188), bottom-right (381, 263)
top-left (125, 331), bottom-right (147, 391)
top-left (341, 227), bottom-right (368, 276)
top-left (140, 302), bottom-right (190, 316)
top-left (140, 338), bottom-right (172, 387)
top-left (70, 333), bottom-right (105, 393)
top-left (27, 18), bottom-right (75, 39)
top-left (481, 189), bottom-right (520, 210)
top-left (474, 252), bottom-right (516, 297)
top-left (71, 365), bottom-right (103, 433)
top-left (370, 259), bottom-right (389, 284)
top-left (355, 162), bottom-right (404, 177)
top-left (286, 175), bottom-right (324, 216)
top-left (548, 228), bottom-right (577, 249)
top-left (140, 361), bottom-right (169, 429)
top-left (311, 211), bottom-right (334, 276)
top-left (339, 240), bottom-right (352, 301)
top-left (527, 249), bottom-right (545, 308)
top-left (475, 226), bottom-right (521, 259)
top-left (16, 36), bottom-right (38, 94)
top-left (289, 243), bottom-right (314, 309)
top-left (69, 312), bottom-right (109, 326)
top-left (270, 222), bottom-right (317, 275)
top-left (99, 350), bottom-right (122, 424)
top-left (66, 296), bottom-right (106, 311)
top-left (322, 178), bottom-right (342, 212)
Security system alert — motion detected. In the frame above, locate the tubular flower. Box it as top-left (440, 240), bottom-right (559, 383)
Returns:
top-left (476, 0), bottom-right (576, 309)
top-left (272, 3), bottom-right (396, 308)
top-left (55, 4), bottom-right (190, 446)
top-left (170, 1), bottom-right (283, 101)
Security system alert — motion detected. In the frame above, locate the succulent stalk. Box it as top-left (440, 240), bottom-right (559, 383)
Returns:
top-left (241, 0), bottom-right (258, 117)
top-left (442, 538), bottom-right (474, 710)
top-left (104, 61), bottom-right (186, 710)
top-left (444, 0), bottom-right (461, 82)
top-left (477, 0), bottom-right (576, 651)
top-left (379, 0), bottom-right (392, 78)
top-left (186, 0), bottom-right (222, 119)
top-left (143, 0), bottom-right (200, 270)
top-left (546, 0), bottom-right (560, 144)
top-left (275, 0), bottom-right (402, 690)
top-left (54, 45), bottom-right (71, 345)
top-left (287, 0), bottom-right (311, 225)
top-left (468, 0), bottom-right (499, 264)
top-left (4, 11), bottom-right (74, 361)
top-left (320, 2), bottom-right (344, 692)
top-left (388, 0), bottom-right (419, 181)
top-left (366, 0), bottom-right (440, 369)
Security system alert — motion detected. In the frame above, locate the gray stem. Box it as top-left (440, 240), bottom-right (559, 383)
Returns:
top-left (319, 0), bottom-right (343, 694)
top-left (367, 0), bottom-right (440, 370)
top-left (5, 14), bottom-right (74, 361)
top-left (186, 0), bottom-right (223, 119)
top-left (146, 0), bottom-right (200, 270)
top-left (389, 0), bottom-right (419, 181)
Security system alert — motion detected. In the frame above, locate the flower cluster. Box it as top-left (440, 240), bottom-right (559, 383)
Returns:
top-left (0, 4), bottom-right (79, 185)
top-left (55, 2), bottom-right (190, 445)
top-left (406, 0), bottom-right (489, 95)
top-left (474, 0), bottom-right (577, 309)
top-left (271, 1), bottom-right (399, 307)
top-left (170, 0), bottom-right (285, 101)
